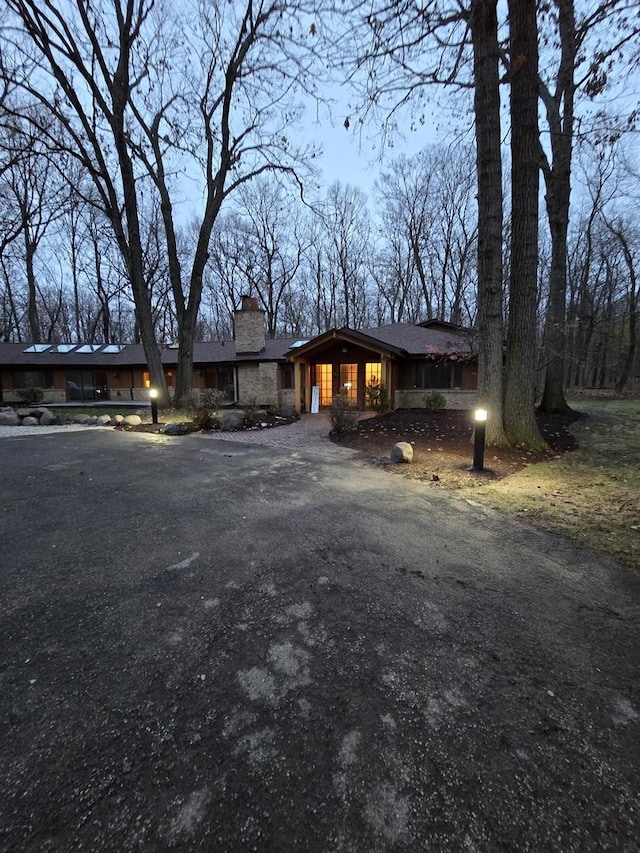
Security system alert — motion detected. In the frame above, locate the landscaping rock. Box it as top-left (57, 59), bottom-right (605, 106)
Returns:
top-left (391, 441), bottom-right (414, 463)
top-left (39, 411), bottom-right (57, 426)
top-left (16, 408), bottom-right (33, 419)
top-left (220, 411), bottom-right (245, 431)
top-left (278, 404), bottom-right (298, 419)
top-left (97, 415), bottom-right (112, 426)
top-left (21, 416), bottom-right (39, 426)
top-left (123, 414), bottom-right (142, 426)
top-left (163, 422), bottom-right (188, 436)
top-left (114, 415), bottom-right (124, 425)
top-left (73, 414), bottom-right (91, 424)
top-left (0, 410), bottom-right (20, 426)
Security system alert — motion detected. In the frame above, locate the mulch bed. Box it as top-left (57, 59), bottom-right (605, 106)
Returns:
top-left (330, 408), bottom-right (584, 488)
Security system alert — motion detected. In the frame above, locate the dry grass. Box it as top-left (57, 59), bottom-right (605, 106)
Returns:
top-left (465, 399), bottom-right (640, 571)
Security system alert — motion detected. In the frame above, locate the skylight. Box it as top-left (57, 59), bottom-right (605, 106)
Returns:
top-left (102, 344), bottom-right (125, 353)
top-left (23, 344), bottom-right (51, 353)
top-left (75, 344), bottom-right (102, 353)
top-left (289, 340), bottom-right (308, 349)
top-left (49, 344), bottom-right (76, 353)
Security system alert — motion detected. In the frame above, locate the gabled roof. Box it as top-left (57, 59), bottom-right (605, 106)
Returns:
top-left (286, 323), bottom-right (473, 359)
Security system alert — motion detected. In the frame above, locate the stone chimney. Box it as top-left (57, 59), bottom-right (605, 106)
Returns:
top-left (234, 295), bottom-right (266, 354)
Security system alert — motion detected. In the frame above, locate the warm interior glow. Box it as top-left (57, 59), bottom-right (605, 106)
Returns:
top-left (475, 408), bottom-right (488, 422)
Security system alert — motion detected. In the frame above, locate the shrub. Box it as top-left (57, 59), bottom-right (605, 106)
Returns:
top-left (15, 387), bottom-right (43, 405)
top-left (185, 388), bottom-right (226, 430)
top-left (424, 391), bottom-right (447, 411)
top-left (365, 379), bottom-right (390, 413)
top-left (243, 396), bottom-right (259, 427)
top-left (329, 394), bottom-right (359, 434)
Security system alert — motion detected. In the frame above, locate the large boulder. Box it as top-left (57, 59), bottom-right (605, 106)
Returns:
top-left (391, 441), bottom-right (414, 463)
top-left (97, 414), bottom-right (113, 426)
top-left (278, 404), bottom-right (299, 419)
top-left (21, 416), bottom-right (39, 426)
top-left (39, 411), bottom-right (57, 426)
top-left (0, 409), bottom-right (20, 426)
top-left (219, 410), bottom-right (245, 431)
top-left (73, 413), bottom-right (91, 424)
top-left (123, 414), bottom-right (142, 426)
top-left (163, 422), bottom-right (188, 436)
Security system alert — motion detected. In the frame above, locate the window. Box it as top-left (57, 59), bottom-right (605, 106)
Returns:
top-left (280, 363), bottom-right (294, 390)
top-left (365, 362), bottom-right (382, 386)
top-left (22, 344), bottom-right (51, 353)
top-left (339, 363), bottom-right (358, 403)
top-left (316, 364), bottom-right (333, 406)
top-left (12, 371), bottom-right (54, 389)
top-left (413, 362), bottom-right (462, 390)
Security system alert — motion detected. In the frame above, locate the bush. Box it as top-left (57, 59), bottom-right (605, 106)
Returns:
top-left (424, 391), bottom-right (446, 411)
top-left (329, 394), bottom-right (359, 434)
top-left (184, 388), bottom-right (226, 430)
top-left (243, 396), bottom-right (259, 427)
top-left (15, 387), bottom-right (43, 405)
top-left (365, 379), bottom-right (389, 413)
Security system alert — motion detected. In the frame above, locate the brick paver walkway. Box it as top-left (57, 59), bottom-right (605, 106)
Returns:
top-left (197, 413), bottom-right (358, 456)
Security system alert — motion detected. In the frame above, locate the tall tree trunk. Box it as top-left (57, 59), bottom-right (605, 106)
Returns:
top-left (538, 0), bottom-right (575, 413)
top-left (504, 0), bottom-right (545, 448)
top-left (610, 227), bottom-right (637, 392)
top-left (470, 0), bottom-right (509, 446)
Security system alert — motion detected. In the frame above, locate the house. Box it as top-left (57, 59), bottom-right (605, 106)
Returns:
top-left (0, 297), bottom-right (478, 410)
top-left (287, 320), bottom-right (477, 412)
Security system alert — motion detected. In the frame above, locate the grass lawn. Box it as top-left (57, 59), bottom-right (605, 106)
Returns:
top-left (468, 398), bottom-right (640, 571)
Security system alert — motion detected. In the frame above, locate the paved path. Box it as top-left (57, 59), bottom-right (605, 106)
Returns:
top-left (0, 414), bottom-right (357, 457)
top-left (197, 413), bottom-right (358, 456)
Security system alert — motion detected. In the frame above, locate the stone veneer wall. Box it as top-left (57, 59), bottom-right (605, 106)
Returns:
top-left (393, 389), bottom-right (478, 410)
top-left (236, 363), bottom-right (278, 406)
top-left (234, 308), bottom-right (266, 354)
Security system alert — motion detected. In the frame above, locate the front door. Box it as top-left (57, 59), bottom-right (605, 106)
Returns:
top-left (339, 363), bottom-right (358, 404)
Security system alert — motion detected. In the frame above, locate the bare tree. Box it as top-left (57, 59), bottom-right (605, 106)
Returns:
top-left (4, 0), bottom-right (323, 404)
top-left (503, 0), bottom-right (544, 447)
top-left (537, 0), bottom-right (639, 412)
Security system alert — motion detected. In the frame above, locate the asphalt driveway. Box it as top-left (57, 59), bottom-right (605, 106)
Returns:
top-left (1, 429), bottom-right (639, 852)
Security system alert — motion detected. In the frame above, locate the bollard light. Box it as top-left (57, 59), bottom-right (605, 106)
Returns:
top-left (472, 408), bottom-right (487, 471)
top-left (149, 388), bottom-right (158, 425)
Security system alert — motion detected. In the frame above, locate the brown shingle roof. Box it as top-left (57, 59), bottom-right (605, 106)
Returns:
top-left (0, 338), bottom-right (297, 368)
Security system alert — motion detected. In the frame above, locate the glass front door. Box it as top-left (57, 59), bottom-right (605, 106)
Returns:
top-left (339, 363), bottom-right (358, 404)
top-left (316, 363), bottom-right (333, 406)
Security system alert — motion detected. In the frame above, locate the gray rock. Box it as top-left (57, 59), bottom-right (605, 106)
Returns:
top-left (391, 441), bottom-right (414, 463)
top-left (220, 410), bottom-right (245, 431)
top-left (16, 408), bottom-right (33, 419)
top-left (114, 415), bottom-right (124, 424)
top-left (39, 411), bottom-right (57, 426)
top-left (97, 414), bottom-right (113, 426)
top-left (278, 404), bottom-right (299, 419)
top-left (0, 410), bottom-right (20, 426)
top-left (122, 414), bottom-right (142, 426)
top-left (163, 422), bottom-right (188, 436)
top-left (73, 414), bottom-right (91, 424)
top-left (21, 416), bottom-right (39, 426)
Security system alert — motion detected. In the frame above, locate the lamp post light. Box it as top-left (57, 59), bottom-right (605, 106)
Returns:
top-left (472, 408), bottom-right (487, 471)
top-left (149, 388), bottom-right (158, 425)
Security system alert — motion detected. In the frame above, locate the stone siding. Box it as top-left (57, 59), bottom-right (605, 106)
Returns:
top-left (394, 389), bottom-right (478, 410)
top-left (235, 309), bottom-right (266, 354)
top-left (237, 363), bottom-right (278, 406)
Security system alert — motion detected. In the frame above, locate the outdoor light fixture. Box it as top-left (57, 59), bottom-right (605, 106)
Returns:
top-left (472, 408), bottom-right (488, 471)
top-left (149, 388), bottom-right (158, 425)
